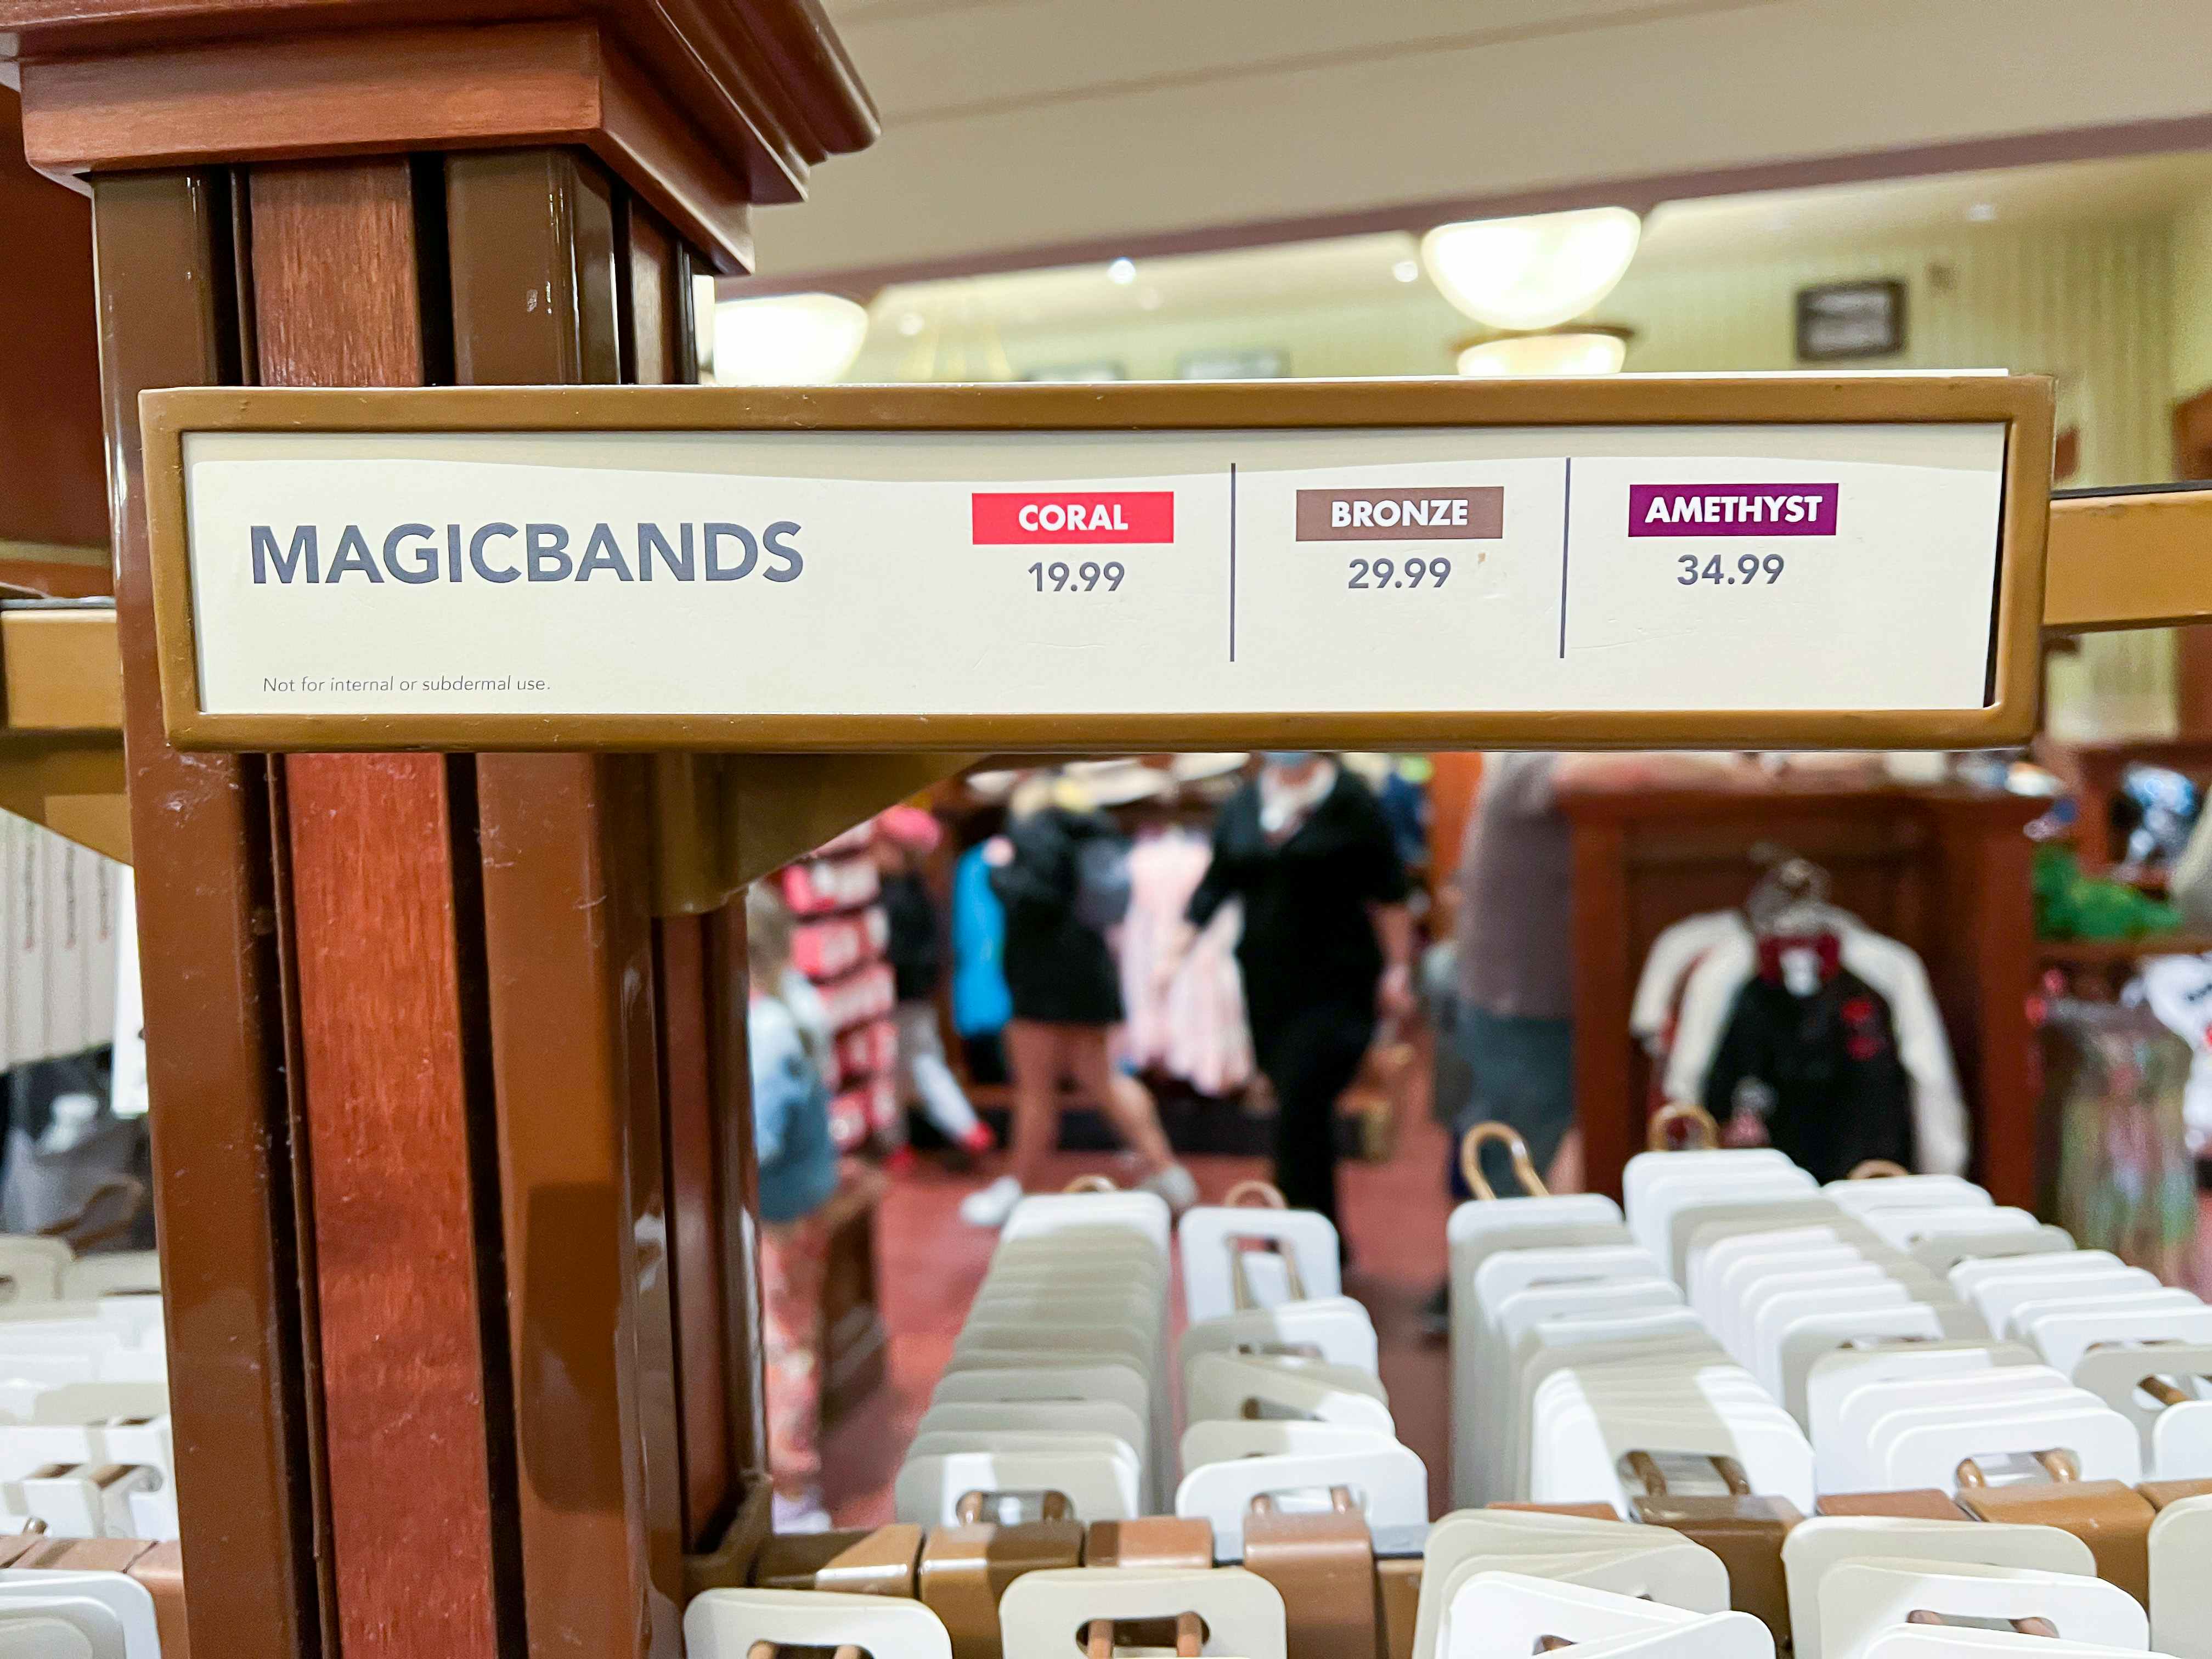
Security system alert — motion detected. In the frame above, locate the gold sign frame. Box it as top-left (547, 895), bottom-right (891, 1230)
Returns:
top-left (140, 375), bottom-right (2053, 753)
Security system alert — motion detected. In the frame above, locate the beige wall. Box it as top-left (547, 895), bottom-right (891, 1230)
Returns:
top-left (859, 215), bottom-right (2186, 738)
top-left (871, 220), bottom-right (2177, 489)
top-left (2175, 190), bottom-right (2212, 402)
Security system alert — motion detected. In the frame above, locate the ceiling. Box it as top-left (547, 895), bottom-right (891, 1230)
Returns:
top-left (744, 0), bottom-right (2212, 289)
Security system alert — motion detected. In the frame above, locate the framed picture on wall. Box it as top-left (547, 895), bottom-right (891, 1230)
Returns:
top-left (1796, 280), bottom-right (1907, 361)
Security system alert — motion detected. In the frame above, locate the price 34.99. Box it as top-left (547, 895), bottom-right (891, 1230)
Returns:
top-left (1679, 553), bottom-right (1786, 586)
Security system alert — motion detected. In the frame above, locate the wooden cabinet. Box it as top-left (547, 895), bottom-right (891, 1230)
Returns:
top-left (1562, 783), bottom-right (2042, 1206)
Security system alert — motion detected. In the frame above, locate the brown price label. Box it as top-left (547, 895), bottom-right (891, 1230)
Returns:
top-left (1295, 486), bottom-right (1504, 541)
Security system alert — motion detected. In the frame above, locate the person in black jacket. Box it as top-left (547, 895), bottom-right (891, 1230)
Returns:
top-left (960, 773), bottom-right (1195, 1228)
top-left (1165, 753), bottom-right (1415, 1231)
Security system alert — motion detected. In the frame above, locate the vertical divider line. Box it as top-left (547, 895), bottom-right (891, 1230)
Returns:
top-left (1229, 461), bottom-right (1238, 663)
top-left (1559, 457), bottom-right (1574, 660)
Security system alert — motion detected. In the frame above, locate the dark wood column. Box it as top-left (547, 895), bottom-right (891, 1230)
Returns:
top-left (5, 10), bottom-right (878, 1654)
top-left (452, 149), bottom-right (686, 1658)
top-left (94, 167), bottom-right (324, 1659)
top-left (251, 156), bottom-right (515, 1659)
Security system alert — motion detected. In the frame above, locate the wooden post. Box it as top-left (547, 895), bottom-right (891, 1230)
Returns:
top-left (1, 8), bottom-right (878, 1654)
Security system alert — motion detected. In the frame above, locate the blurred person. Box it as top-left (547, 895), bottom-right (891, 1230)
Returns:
top-left (746, 881), bottom-right (841, 1533)
top-left (871, 805), bottom-right (995, 1166)
top-left (962, 772), bottom-right (1196, 1227)
top-left (1161, 751), bottom-right (1414, 1232)
top-left (1413, 750), bottom-right (1753, 1332)
top-left (1454, 752), bottom-right (1757, 1196)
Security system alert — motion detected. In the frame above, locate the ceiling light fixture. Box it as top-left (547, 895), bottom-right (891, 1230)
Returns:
top-left (1108, 258), bottom-right (1137, 285)
top-left (1392, 258), bottom-right (1421, 284)
top-left (1422, 206), bottom-right (1642, 331)
top-left (710, 292), bottom-right (869, 386)
top-left (896, 311), bottom-right (927, 337)
top-left (1457, 329), bottom-right (1629, 378)
top-left (1966, 202), bottom-right (1998, 223)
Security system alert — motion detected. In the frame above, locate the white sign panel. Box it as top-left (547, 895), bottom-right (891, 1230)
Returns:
top-left (177, 422), bottom-right (2007, 735)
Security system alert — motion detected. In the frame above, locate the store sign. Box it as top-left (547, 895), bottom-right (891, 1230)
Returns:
top-left (140, 377), bottom-right (2050, 751)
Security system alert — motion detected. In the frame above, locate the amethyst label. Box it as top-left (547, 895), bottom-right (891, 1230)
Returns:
top-left (1628, 483), bottom-right (1838, 537)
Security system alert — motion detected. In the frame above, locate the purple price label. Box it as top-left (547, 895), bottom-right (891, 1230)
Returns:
top-left (1628, 483), bottom-right (1838, 537)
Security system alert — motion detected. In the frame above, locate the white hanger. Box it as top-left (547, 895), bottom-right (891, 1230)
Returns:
top-left (1438, 1571), bottom-right (1771, 1659)
top-left (1173, 1440), bottom-right (1426, 1559)
top-left (1815, 1558), bottom-right (2145, 1659)
top-left (1862, 1627), bottom-right (2171, 1659)
top-left (2070, 1340), bottom-right (2212, 1479)
top-left (893, 1448), bottom-right (1139, 1527)
top-left (0, 1576), bottom-right (160, 1659)
top-left (1179, 1298), bottom-right (1378, 1378)
top-left (1781, 1517), bottom-right (2095, 1659)
top-left (2148, 1493), bottom-right (2212, 1659)
top-left (1178, 1206), bottom-right (1340, 1325)
top-left (997, 1567), bottom-right (1286, 1659)
top-left (684, 1588), bottom-right (953, 1659)
top-left (1413, 1511), bottom-right (1728, 1659)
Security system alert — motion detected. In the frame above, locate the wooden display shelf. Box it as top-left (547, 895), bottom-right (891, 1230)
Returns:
top-left (0, 601), bottom-right (125, 861)
top-left (1563, 779), bottom-right (2042, 1207)
top-left (2038, 933), bottom-right (2212, 964)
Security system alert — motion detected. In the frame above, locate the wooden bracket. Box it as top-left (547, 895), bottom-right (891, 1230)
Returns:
top-left (651, 751), bottom-right (983, 915)
top-left (2044, 484), bottom-right (2212, 633)
top-left (0, 604), bottom-right (127, 861)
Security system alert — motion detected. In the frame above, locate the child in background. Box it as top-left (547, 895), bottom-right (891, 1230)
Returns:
top-left (871, 806), bottom-right (995, 1167)
top-left (746, 880), bottom-right (840, 1533)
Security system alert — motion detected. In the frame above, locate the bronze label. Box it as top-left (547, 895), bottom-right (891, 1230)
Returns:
top-left (1294, 486), bottom-right (1504, 541)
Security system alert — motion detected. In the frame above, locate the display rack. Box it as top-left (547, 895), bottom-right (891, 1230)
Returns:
top-left (2, 7), bottom-right (2210, 1651)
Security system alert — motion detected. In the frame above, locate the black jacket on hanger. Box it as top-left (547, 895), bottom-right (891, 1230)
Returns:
top-left (1701, 967), bottom-right (1916, 1181)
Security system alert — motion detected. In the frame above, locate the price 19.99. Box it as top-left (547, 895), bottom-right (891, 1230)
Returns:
top-left (1029, 560), bottom-right (1126, 593)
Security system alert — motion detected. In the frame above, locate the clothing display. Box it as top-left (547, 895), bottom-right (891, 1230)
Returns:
top-left (0, 816), bottom-right (127, 1074)
top-left (1652, 907), bottom-right (1968, 1178)
top-left (2041, 998), bottom-right (2198, 1279)
top-left (2128, 953), bottom-right (2212, 1155)
top-left (991, 804), bottom-right (1127, 1026)
top-left (779, 834), bottom-right (902, 1152)
top-left (1701, 964), bottom-right (1916, 1176)
top-left (1116, 826), bottom-right (1251, 1096)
